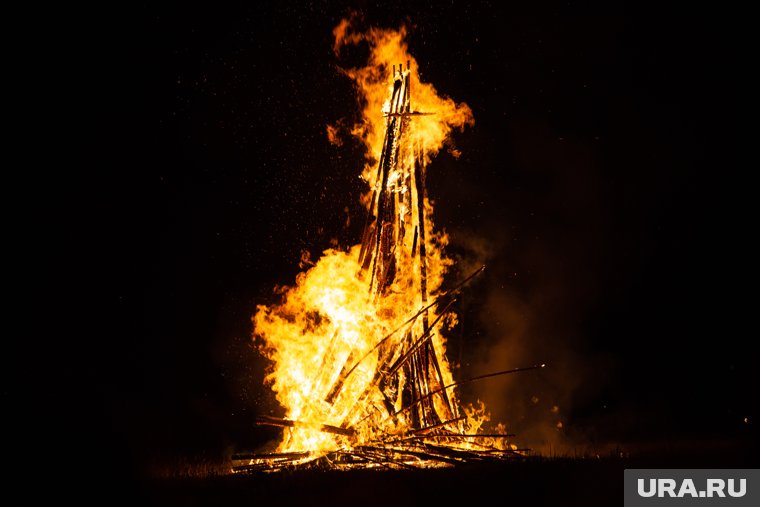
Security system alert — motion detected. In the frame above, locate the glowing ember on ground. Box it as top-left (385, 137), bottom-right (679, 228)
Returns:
top-left (234, 20), bottom-right (543, 472)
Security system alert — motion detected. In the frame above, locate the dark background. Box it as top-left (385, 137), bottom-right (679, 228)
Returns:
top-left (35, 0), bottom-right (755, 498)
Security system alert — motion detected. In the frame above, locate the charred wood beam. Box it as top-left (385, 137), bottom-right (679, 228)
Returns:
top-left (376, 237), bottom-right (397, 297)
top-left (231, 451), bottom-right (311, 461)
top-left (369, 118), bottom-right (398, 290)
top-left (426, 339), bottom-right (455, 419)
top-left (313, 328), bottom-right (340, 392)
top-left (404, 60), bottom-right (411, 112)
top-left (410, 348), bottom-right (425, 427)
top-left (343, 452), bottom-right (394, 470)
top-left (413, 144), bottom-right (429, 330)
top-left (362, 445), bottom-right (463, 466)
top-left (412, 415), bottom-right (466, 435)
top-left (324, 349), bottom-right (358, 404)
top-left (451, 439), bottom-right (528, 455)
top-left (351, 449), bottom-right (419, 470)
top-left (357, 190), bottom-right (376, 267)
top-left (421, 443), bottom-right (497, 461)
top-left (376, 433), bottom-right (517, 447)
top-left (364, 430), bottom-right (516, 446)
top-left (391, 73), bottom-right (403, 114)
top-left (419, 433), bottom-right (516, 439)
top-left (360, 225), bottom-right (376, 272)
top-left (232, 463), bottom-right (278, 473)
top-left (383, 111), bottom-right (435, 118)
top-left (255, 416), bottom-right (356, 437)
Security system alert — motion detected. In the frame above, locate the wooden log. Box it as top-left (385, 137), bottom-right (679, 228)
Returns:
top-left (231, 451), bottom-right (310, 461)
top-left (413, 143), bottom-right (429, 331)
top-left (369, 118), bottom-right (398, 290)
top-left (426, 339), bottom-right (455, 419)
top-left (323, 348), bottom-right (358, 404)
top-left (371, 433), bottom-right (517, 447)
top-left (313, 328), bottom-right (340, 394)
top-left (412, 415), bottom-right (466, 435)
top-left (255, 415), bottom-right (356, 437)
top-left (357, 189), bottom-right (376, 267)
top-left (365, 445), bottom-right (463, 466)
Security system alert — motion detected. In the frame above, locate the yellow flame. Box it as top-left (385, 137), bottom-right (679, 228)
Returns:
top-left (253, 20), bottom-right (491, 456)
top-left (333, 19), bottom-right (474, 185)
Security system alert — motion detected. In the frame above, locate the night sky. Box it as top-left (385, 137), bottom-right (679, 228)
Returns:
top-left (38, 0), bottom-right (756, 494)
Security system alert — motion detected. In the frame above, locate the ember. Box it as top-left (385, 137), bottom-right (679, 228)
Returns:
top-left (235, 22), bottom-right (543, 472)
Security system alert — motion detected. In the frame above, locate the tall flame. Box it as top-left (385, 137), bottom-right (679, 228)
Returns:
top-left (253, 19), bottom-right (484, 456)
top-left (332, 19), bottom-right (474, 185)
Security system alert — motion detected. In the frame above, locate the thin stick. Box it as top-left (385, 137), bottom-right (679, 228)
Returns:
top-left (412, 415), bottom-right (465, 435)
top-left (417, 433), bottom-right (516, 438)
top-left (365, 432), bottom-right (516, 447)
top-left (231, 451), bottom-right (311, 461)
top-left (391, 364), bottom-right (546, 420)
top-left (375, 446), bottom-right (463, 466)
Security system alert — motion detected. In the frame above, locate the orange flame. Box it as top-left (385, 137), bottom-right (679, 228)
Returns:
top-left (253, 19), bottom-right (491, 458)
top-left (332, 19), bottom-right (474, 186)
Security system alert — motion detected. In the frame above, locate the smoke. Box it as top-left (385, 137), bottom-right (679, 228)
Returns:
top-left (329, 18), bottom-right (610, 454)
top-left (441, 118), bottom-right (614, 455)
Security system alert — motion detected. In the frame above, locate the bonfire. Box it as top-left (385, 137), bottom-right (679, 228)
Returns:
top-left (234, 21), bottom-right (542, 472)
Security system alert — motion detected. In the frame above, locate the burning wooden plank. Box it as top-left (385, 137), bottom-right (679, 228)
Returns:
top-left (255, 416), bottom-right (356, 437)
